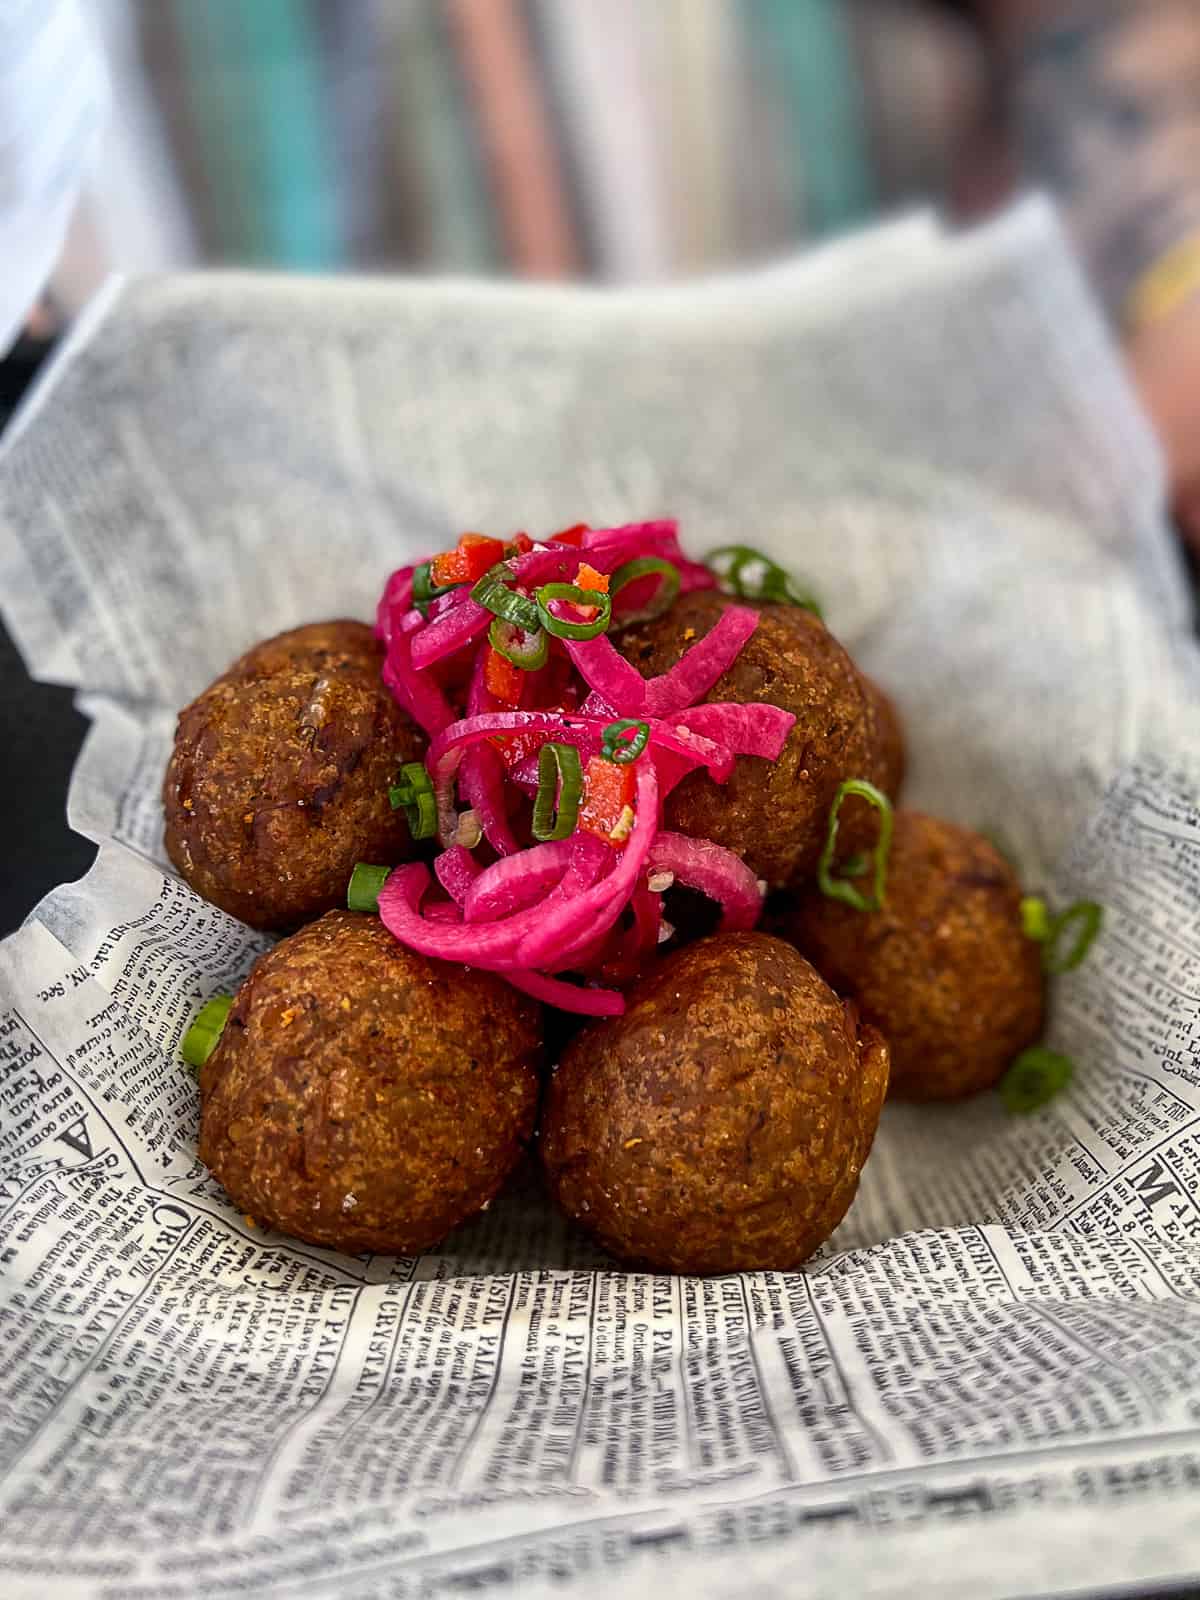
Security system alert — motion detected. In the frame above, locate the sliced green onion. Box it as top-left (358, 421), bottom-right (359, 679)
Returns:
top-left (609, 558), bottom-right (681, 628)
top-left (181, 994), bottom-right (233, 1070)
top-left (535, 582), bottom-right (613, 641)
top-left (706, 545), bottom-right (823, 618)
top-left (347, 862), bottom-right (391, 913)
top-left (412, 561), bottom-right (462, 617)
top-left (532, 742), bottom-right (583, 841)
top-left (389, 761), bottom-right (437, 841)
top-left (488, 615), bottom-right (548, 671)
top-left (601, 719), bottom-right (650, 765)
top-left (999, 1046), bottom-right (1074, 1114)
top-left (470, 562), bottom-right (539, 630)
top-left (1021, 896), bottom-right (1051, 943)
top-left (1043, 901), bottom-right (1104, 975)
top-left (817, 779), bottom-right (894, 913)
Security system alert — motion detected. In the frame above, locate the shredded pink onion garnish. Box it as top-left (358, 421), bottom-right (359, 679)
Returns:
top-left (647, 832), bottom-right (765, 931)
top-left (372, 519), bottom-right (794, 1013)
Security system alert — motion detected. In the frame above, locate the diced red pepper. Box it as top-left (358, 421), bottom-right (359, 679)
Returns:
top-left (575, 562), bottom-right (609, 593)
top-left (572, 562), bottom-right (609, 621)
top-left (578, 756), bottom-right (636, 847)
top-left (431, 532), bottom-right (505, 587)
top-left (508, 531), bottom-right (534, 554)
top-left (484, 646), bottom-right (525, 705)
top-left (551, 523), bottom-right (589, 547)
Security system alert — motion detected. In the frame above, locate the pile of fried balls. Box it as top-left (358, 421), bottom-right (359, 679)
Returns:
top-left (165, 532), bottom-right (1094, 1275)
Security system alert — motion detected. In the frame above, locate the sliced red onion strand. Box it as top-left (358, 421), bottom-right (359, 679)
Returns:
top-left (382, 640), bottom-right (456, 737)
top-left (410, 596), bottom-right (490, 671)
top-left (463, 840), bottom-right (574, 924)
top-left (434, 845), bottom-right (482, 907)
top-left (455, 647), bottom-right (523, 855)
top-left (517, 761), bottom-right (659, 971)
top-left (561, 634), bottom-right (648, 713)
top-left (643, 605), bottom-right (759, 717)
top-left (379, 840), bottom-right (612, 970)
top-left (673, 701), bottom-right (795, 761)
top-left (376, 566), bottom-right (414, 647)
top-left (503, 970), bottom-right (625, 1016)
top-left (647, 831), bottom-right (764, 931)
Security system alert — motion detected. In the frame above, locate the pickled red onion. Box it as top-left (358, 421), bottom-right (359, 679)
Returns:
top-left (463, 840), bottom-right (576, 923)
top-left (434, 845), bottom-right (481, 906)
top-left (459, 645), bottom-right (521, 856)
top-left (517, 760), bottom-right (658, 971)
top-left (410, 594), bottom-right (489, 670)
top-left (674, 701), bottom-right (795, 761)
top-left (643, 605), bottom-right (759, 716)
top-left (504, 970), bottom-right (625, 1015)
top-left (373, 520), bottom-right (792, 1013)
top-left (647, 832), bottom-right (764, 931)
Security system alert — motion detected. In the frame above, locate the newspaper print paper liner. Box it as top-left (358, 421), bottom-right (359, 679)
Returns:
top-left (3, 201), bottom-right (1200, 1600)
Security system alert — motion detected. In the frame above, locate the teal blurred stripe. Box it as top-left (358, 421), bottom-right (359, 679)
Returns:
top-left (169, 0), bottom-right (344, 268)
top-left (752, 0), bottom-right (876, 237)
top-left (383, 0), bottom-right (498, 273)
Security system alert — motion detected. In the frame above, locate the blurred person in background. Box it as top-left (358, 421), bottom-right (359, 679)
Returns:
top-left (2, 1), bottom-right (1199, 548)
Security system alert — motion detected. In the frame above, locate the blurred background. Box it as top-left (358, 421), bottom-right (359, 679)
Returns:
top-left (56, 0), bottom-right (999, 298)
top-left (7, 0), bottom-right (1200, 930)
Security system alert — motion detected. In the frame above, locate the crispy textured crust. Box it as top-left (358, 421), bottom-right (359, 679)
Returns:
top-left (784, 811), bottom-right (1045, 1101)
top-left (164, 620), bottom-right (424, 930)
top-left (541, 932), bottom-right (889, 1273)
top-left (199, 911), bottom-right (541, 1254)
top-left (617, 592), bottom-right (874, 889)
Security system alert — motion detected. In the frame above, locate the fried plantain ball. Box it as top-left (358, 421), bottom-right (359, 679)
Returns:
top-left (617, 592), bottom-right (873, 889)
top-left (199, 910), bottom-right (541, 1254)
top-left (541, 932), bottom-right (889, 1273)
top-left (164, 620), bottom-right (424, 929)
top-left (861, 674), bottom-right (906, 799)
top-left (782, 811), bottom-right (1044, 1101)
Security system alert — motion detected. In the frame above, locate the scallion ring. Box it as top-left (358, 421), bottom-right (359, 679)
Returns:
top-left (470, 562), bottom-right (540, 631)
top-left (706, 544), bottom-right (823, 618)
top-left (1021, 896), bottom-right (1051, 943)
top-left (1042, 901), bottom-right (1104, 975)
top-left (389, 761), bottom-right (437, 840)
top-left (601, 718), bottom-right (650, 765)
top-left (347, 862), bottom-right (391, 914)
top-left (532, 742), bottom-right (583, 841)
top-left (999, 1046), bottom-right (1074, 1114)
top-left (609, 557), bottom-right (681, 628)
top-left (535, 582), bottom-right (613, 641)
top-left (181, 994), bottom-right (234, 1070)
top-left (817, 778), bottom-right (893, 913)
top-left (412, 561), bottom-right (461, 617)
top-left (488, 615), bottom-right (548, 671)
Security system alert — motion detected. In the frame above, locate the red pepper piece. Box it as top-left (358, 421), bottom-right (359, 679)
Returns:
top-left (431, 532), bottom-right (505, 587)
top-left (578, 755), bottom-right (636, 847)
top-left (484, 646), bottom-right (525, 705)
top-left (551, 523), bottom-right (589, 547)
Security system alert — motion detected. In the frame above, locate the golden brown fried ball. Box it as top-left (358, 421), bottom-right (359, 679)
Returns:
top-left (199, 911), bottom-right (541, 1254)
top-left (781, 811), bottom-right (1044, 1101)
top-left (617, 592), bottom-right (874, 889)
top-left (541, 932), bottom-right (889, 1273)
top-left (164, 620), bottom-right (424, 929)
